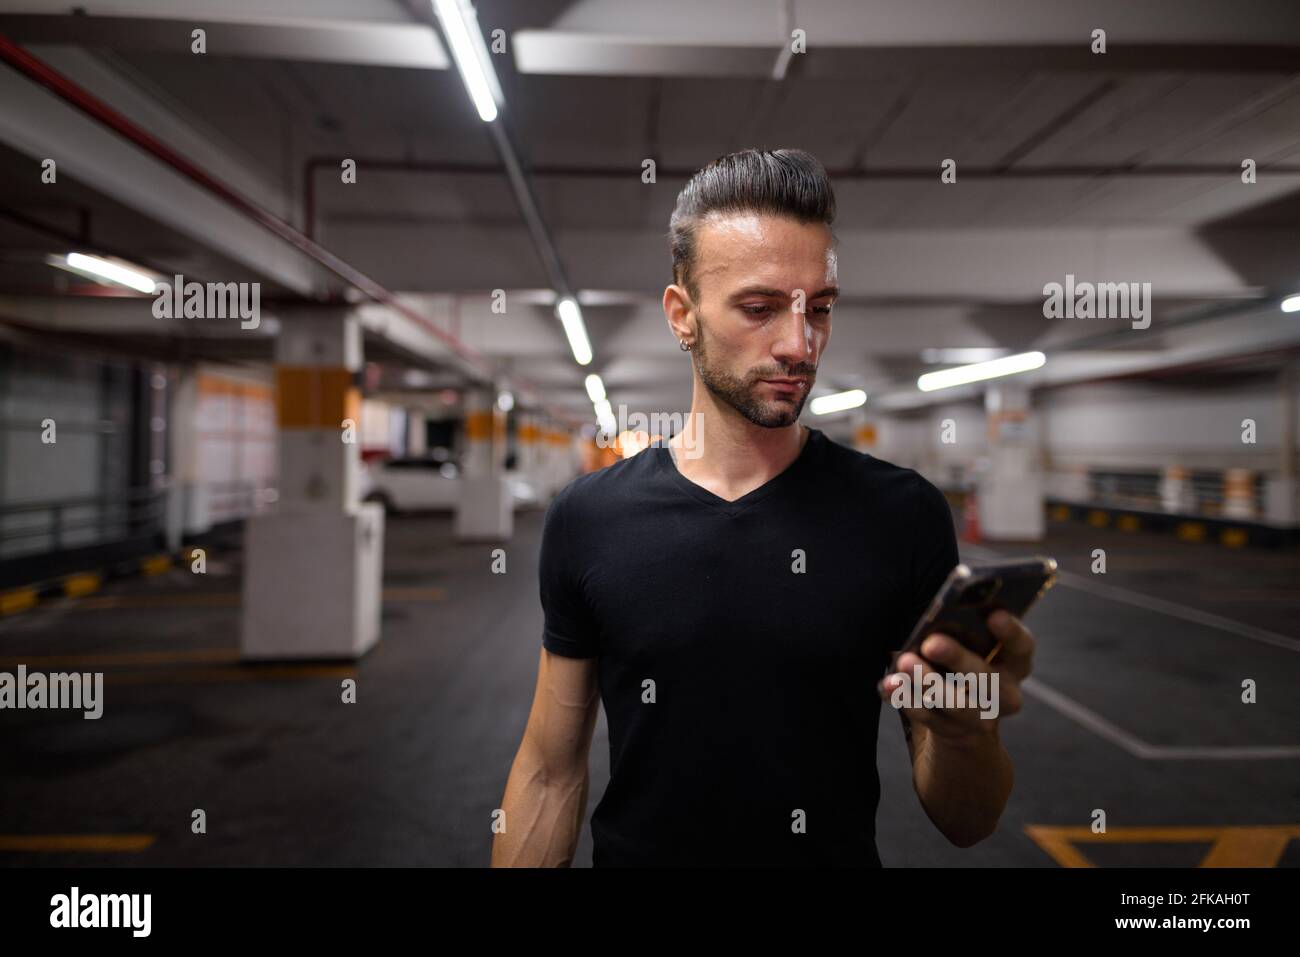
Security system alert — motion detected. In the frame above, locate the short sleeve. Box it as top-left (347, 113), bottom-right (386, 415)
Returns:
top-left (538, 489), bottom-right (601, 658)
top-left (895, 473), bottom-right (960, 647)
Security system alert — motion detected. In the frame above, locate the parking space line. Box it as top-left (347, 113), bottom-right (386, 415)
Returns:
top-left (1023, 679), bottom-right (1300, 760)
top-left (37, 586), bottom-right (448, 611)
top-left (0, 648), bottom-right (239, 668)
top-left (105, 664), bottom-right (356, 685)
top-left (1054, 570), bottom-right (1300, 654)
top-left (0, 652), bottom-right (354, 684)
top-left (1025, 824), bottom-right (1300, 867)
top-left (961, 542), bottom-right (1299, 653)
top-left (0, 834), bottom-right (156, 852)
top-left (960, 543), bottom-right (1300, 759)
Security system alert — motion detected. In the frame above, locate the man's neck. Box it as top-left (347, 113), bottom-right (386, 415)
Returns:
top-left (667, 406), bottom-right (809, 499)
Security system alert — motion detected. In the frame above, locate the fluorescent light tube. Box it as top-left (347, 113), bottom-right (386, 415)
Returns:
top-left (64, 252), bottom-right (156, 293)
top-left (917, 351), bottom-right (1046, 392)
top-left (557, 296), bottom-right (593, 365)
top-left (809, 389), bottom-right (867, 415)
top-left (432, 0), bottom-right (501, 123)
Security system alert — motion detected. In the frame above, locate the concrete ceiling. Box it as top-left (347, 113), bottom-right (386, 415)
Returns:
top-left (0, 0), bottom-right (1298, 424)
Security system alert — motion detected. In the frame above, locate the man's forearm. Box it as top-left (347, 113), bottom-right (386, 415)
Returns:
top-left (491, 755), bottom-right (589, 867)
top-left (911, 723), bottom-right (1013, 847)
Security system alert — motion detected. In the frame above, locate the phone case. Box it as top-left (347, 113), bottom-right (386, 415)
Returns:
top-left (898, 557), bottom-right (1058, 664)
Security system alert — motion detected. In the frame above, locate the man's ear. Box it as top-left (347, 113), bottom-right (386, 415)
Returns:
top-left (663, 283), bottom-right (695, 340)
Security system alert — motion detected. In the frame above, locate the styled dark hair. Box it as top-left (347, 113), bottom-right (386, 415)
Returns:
top-left (668, 148), bottom-right (836, 300)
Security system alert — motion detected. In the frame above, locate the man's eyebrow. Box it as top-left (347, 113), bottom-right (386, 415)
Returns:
top-left (727, 285), bottom-right (840, 300)
top-left (728, 286), bottom-right (787, 300)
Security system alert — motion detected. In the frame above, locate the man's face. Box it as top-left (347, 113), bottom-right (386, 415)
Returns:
top-left (686, 212), bottom-right (837, 428)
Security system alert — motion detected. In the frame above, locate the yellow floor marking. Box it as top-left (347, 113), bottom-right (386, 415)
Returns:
top-left (106, 664), bottom-right (356, 685)
top-left (1220, 528), bottom-right (1248, 548)
top-left (1116, 515), bottom-right (1140, 532)
top-left (1087, 510), bottom-right (1110, 528)
top-left (62, 573), bottom-right (101, 598)
top-left (1026, 825), bottom-right (1300, 867)
top-left (57, 587), bottom-right (446, 611)
top-left (0, 588), bottom-right (38, 615)
top-left (0, 834), bottom-right (156, 852)
top-left (0, 648), bottom-right (239, 668)
top-left (1176, 522), bottom-right (1206, 542)
top-left (1200, 826), bottom-right (1300, 866)
top-left (0, 649), bottom-right (354, 683)
top-left (141, 555), bottom-right (173, 576)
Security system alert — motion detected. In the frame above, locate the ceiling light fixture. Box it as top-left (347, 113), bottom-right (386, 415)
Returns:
top-left (64, 252), bottom-right (156, 293)
top-left (809, 389), bottom-right (867, 415)
top-left (556, 296), bottom-right (593, 366)
top-left (917, 351), bottom-right (1046, 392)
top-left (431, 0), bottom-right (503, 123)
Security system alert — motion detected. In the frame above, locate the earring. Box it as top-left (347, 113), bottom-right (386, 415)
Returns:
top-left (679, 338), bottom-right (692, 351)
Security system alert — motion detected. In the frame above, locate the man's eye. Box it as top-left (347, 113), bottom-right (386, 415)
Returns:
top-left (811, 304), bottom-right (833, 316)
top-left (741, 305), bottom-right (772, 317)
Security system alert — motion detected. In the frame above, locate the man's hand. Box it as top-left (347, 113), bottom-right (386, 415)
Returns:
top-left (879, 609), bottom-right (1035, 742)
top-left (876, 610), bottom-right (1036, 847)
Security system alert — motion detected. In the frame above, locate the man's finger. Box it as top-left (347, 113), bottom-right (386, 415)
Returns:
top-left (919, 633), bottom-right (988, 676)
top-left (879, 651), bottom-right (989, 735)
top-left (987, 610), bottom-right (1034, 679)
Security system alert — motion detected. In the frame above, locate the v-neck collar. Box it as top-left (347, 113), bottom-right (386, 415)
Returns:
top-left (654, 426), bottom-right (823, 515)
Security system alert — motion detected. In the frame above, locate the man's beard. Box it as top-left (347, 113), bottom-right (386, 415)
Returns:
top-left (693, 314), bottom-right (816, 428)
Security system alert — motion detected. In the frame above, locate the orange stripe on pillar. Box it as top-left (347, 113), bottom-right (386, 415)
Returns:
top-left (465, 410), bottom-right (494, 441)
top-left (276, 367), bottom-right (359, 428)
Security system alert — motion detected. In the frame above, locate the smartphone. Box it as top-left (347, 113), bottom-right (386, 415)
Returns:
top-left (898, 557), bottom-right (1058, 665)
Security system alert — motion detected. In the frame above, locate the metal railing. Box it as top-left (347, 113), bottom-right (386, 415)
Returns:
top-left (1054, 468), bottom-right (1269, 517)
top-left (0, 487), bottom-right (166, 559)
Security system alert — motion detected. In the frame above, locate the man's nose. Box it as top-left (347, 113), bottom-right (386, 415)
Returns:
top-left (772, 305), bottom-right (815, 367)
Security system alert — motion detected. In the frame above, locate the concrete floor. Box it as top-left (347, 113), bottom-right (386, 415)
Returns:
top-left (1, 508), bottom-right (1297, 867)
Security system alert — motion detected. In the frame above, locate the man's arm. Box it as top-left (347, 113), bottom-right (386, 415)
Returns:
top-left (491, 647), bottom-right (601, 867)
top-left (887, 610), bottom-right (1032, 847)
top-left (897, 698), bottom-right (1014, 848)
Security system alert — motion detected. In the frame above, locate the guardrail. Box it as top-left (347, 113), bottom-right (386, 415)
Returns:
top-left (0, 487), bottom-right (166, 559)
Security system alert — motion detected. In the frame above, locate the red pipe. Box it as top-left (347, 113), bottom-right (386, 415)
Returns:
top-left (0, 32), bottom-right (568, 422)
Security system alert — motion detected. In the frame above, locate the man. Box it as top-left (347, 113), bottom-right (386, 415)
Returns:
top-left (492, 148), bottom-right (1035, 867)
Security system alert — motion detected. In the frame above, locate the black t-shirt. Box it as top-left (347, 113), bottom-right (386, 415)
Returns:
top-left (537, 426), bottom-right (959, 866)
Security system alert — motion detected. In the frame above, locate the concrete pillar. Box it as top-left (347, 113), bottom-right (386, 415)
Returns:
top-left (1160, 465), bottom-right (1195, 514)
top-left (241, 307), bottom-right (384, 660)
top-left (527, 414), bottom-right (545, 500)
top-left (517, 411), bottom-right (541, 495)
top-left (456, 388), bottom-right (512, 540)
top-left (1265, 361), bottom-right (1297, 525)
top-left (406, 409), bottom-right (427, 458)
top-left (851, 407), bottom-right (878, 456)
top-left (166, 364), bottom-right (215, 540)
top-left (1049, 463), bottom-right (1090, 503)
top-left (977, 382), bottom-right (1044, 540)
top-left (1223, 468), bottom-right (1257, 520)
top-left (549, 425), bottom-right (576, 488)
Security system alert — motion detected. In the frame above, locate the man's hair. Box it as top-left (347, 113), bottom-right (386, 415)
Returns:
top-left (668, 148), bottom-right (836, 301)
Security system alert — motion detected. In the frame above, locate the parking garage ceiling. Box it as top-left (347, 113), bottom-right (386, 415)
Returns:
top-left (0, 0), bottom-right (1299, 420)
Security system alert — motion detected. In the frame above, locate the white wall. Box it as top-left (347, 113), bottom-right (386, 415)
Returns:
top-left (871, 371), bottom-right (1300, 485)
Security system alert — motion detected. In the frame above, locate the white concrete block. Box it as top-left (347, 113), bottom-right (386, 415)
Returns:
top-left (241, 504), bottom-right (384, 660)
top-left (455, 475), bottom-right (513, 541)
top-left (979, 476), bottom-right (1045, 541)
